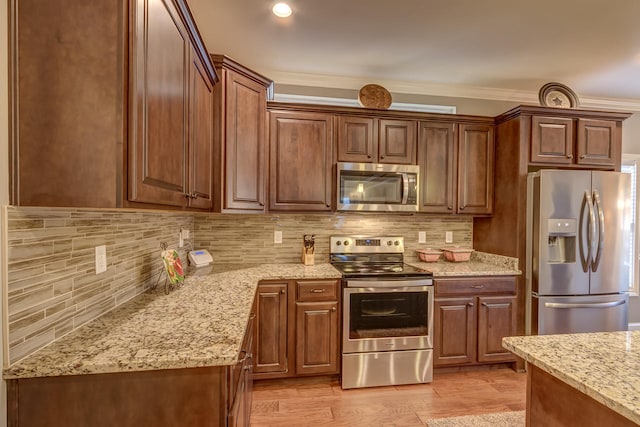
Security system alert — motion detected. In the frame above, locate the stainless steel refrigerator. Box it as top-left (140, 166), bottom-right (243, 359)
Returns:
top-left (526, 169), bottom-right (631, 335)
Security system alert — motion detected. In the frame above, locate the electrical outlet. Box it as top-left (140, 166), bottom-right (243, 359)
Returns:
top-left (274, 230), bottom-right (283, 244)
top-left (95, 245), bottom-right (107, 274)
top-left (445, 231), bottom-right (454, 244)
top-left (418, 231), bottom-right (427, 244)
top-left (181, 228), bottom-right (190, 239)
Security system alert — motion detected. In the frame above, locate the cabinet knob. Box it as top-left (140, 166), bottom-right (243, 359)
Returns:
top-left (380, 155), bottom-right (385, 160)
top-left (468, 302), bottom-right (474, 307)
top-left (280, 289), bottom-right (285, 294)
top-left (567, 154), bottom-right (574, 159)
top-left (331, 306), bottom-right (337, 312)
top-left (191, 192), bottom-right (198, 199)
top-left (448, 205), bottom-right (453, 210)
top-left (580, 154), bottom-right (586, 159)
top-left (460, 205), bottom-right (465, 210)
top-left (183, 192), bottom-right (191, 199)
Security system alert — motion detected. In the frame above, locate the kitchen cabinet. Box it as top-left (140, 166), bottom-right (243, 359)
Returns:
top-left (433, 276), bottom-right (517, 368)
top-left (212, 55), bottom-right (273, 212)
top-left (10, 0), bottom-right (217, 209)
top-left (473, 106), bottom-right (631, 355)
top-left (268, 111), bottom-right (334, 211)
top-left (254, 279), bottom-right (340, 380)
top-left (6, 306), bottom-right (257, 427)
top-left (336, 116), bottom-right (417, 164)
top-left (418, 121), bottom-right (494, 215)
top-left (530, 116), bottom-right (619, 167)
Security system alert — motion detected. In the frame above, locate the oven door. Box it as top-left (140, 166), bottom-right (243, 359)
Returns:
top-left (343, 280), bottom-right (434, 353)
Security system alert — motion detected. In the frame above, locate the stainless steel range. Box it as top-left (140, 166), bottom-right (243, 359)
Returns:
top-left (330, 236), bottom-right (434, 389)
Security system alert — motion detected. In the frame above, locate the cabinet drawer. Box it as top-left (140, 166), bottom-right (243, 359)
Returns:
top-left (435, 277), bottom-right (516, 297)
top-left (296, 280), bottom-right (339, 301)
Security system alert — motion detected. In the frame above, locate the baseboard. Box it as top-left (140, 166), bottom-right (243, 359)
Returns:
top-left (628, 323), bottom-right (640, 331)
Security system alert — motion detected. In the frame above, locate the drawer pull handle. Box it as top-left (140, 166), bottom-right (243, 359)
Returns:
top-left (311, 289), bottom-right (326, 293)
top-left (471, 285), bottom-right (484, 289)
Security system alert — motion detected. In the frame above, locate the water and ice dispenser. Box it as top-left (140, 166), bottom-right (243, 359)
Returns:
top-left (546, 219), bottom-right (576, 263)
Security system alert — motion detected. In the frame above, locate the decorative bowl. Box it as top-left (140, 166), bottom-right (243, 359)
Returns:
top-left (440, 247), bottom-right (474, 262)
top-left (416, 248), bottom-right (443, 262)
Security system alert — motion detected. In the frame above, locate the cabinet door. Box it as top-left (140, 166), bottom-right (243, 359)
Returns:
top-left (130, 0), bottom-right (189, 206)
top-left (477, 296), bottom-right (516, 363)
top-left (228, 373), bottom-right (246, 427)
top-left (188, 48), bottom-right (214, 209)
top-left (530, 116), bottom-right (574, 164)
top-left (295, 301), bottom-right (339, 375)
top-left (378, 119), bottom-right (417, 164)
top-left (254, 282), bottom-right (288, 374)
top-left (576, 119), bottom-right (618, 167)
top-left (224, 70), bottom-right (267, 210)
top-left (336, 116), bottom-right (377, 163)
top-left (418, 122), bottom-right (457, 213)
top-left (269, 111), bottom-right (333, 211)
top-left (433, 297), bottom-right (476, 367)
top-left (457, 124), bottom-right (494, 214)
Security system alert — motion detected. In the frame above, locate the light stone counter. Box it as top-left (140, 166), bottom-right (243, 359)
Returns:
top-left (503, 332), bottom-right (640, 424)
top-left (407, 251), bottom-right (521, 277)
top-left (4, 263), bottom-right (341, 379)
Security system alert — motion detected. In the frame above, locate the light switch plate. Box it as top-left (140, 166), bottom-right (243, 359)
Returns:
top-left (418, 231), bottom-right (427, 244)
top-left (95, 245), bottom-right (107, 274)
top-left (274, 230), bottom-right (283, 244)
top-left (445, 231), bottom-right (453, 244)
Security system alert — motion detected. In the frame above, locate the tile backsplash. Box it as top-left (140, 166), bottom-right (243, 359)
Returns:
top-left (5, 207), bottom-right (193, 365)
top-left (4, 207), bottom-right (471, 365)
top-left (194, 213), bottom-right (472, 264)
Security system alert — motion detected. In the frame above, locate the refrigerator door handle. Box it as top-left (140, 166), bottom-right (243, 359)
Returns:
top-left (579, 190), bottom-right (595, 272)
top-left (544, 300), bottom-right (626, 309)
top-left (592, 190), bottom-right (605, 272)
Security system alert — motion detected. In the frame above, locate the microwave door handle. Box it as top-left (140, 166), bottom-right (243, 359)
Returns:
top-left (401, 173), bottom-right (409, 204)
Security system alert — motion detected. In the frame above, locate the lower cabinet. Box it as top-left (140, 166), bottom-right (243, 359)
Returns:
top-left (254, 279), bottom-right (340, 379)
top-left (228, 306), bottom-right (255, 427)
top-left (433, 276), bottom-right (517, 368)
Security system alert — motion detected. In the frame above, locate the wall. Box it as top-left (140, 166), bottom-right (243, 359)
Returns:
top-left (194, 213), bottom-right (472, 264)
top-left (5, 207), bottom-right (193, 365)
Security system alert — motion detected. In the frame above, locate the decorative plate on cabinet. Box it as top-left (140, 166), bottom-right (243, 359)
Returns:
top-left (538, 82), bottom-right (580, 109)
top-left (358, 84), bottom-right (392, 109)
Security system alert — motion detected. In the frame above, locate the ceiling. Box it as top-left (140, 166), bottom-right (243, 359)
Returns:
top-left (187, 0), bottom-right (640, 108)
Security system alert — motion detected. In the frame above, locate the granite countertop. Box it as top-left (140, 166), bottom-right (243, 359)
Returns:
top-left (503, 332), bottom-right (640, 424)
top-left (406, 251), bottom-right (521, 277)
top-left (4, 263), bottom-right (342, 380)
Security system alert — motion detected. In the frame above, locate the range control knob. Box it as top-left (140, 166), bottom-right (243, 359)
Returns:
top-left (394, 240), bottom-right (400, 246)
top-left (343, 240), bottom-right (350, 246)
top-left (335, 241), bottom-right (341, 246)
top-left (387, 240), bottom-right (393, 246)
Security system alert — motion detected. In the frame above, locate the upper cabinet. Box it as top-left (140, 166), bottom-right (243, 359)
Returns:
top-left (211, 55), bottom-right (272, 213)
top-left (418, 121), bottom-right (494, 215)
top-left (10, 0), bottom-right (217, 209)
top-left (530, 116), bottom-right (620, 167)
top-left (336, 116), bottom-right (416, 164)
top-left (269, 110), bottom-right (334, 211)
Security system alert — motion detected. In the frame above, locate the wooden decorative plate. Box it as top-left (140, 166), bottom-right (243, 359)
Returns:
top-left (538, 82), bottom-right (579, 109)
top-left (358, 84), bottom-right (392, 109)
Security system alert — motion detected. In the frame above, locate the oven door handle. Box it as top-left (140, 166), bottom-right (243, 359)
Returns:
top-left (346, 278), bottom-right (433, 288)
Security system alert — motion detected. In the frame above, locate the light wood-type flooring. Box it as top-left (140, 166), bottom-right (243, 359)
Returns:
top-left (250, 366), bottom-right (526, 426)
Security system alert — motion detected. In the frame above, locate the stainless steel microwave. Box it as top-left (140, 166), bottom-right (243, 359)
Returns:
top-left (336, 162), bottom-right (419, 212)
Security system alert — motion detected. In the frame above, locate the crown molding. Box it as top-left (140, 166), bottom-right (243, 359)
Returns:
top-left (264, 69), bottom-right (640, 112)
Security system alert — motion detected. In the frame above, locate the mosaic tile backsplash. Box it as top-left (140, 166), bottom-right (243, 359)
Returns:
top-left (5, 207), bottom-right (194, 365)
top-left (193, 213), bottom-right (472, 264)
top-left (5, 207), bottom-right (471, 365)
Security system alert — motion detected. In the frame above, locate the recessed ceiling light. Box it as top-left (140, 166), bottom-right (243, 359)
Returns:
top-left (272, 2), bottom-right (292, 18)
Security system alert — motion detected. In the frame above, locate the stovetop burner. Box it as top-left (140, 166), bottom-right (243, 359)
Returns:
top-left (332, 262), bottom-right (431, 278)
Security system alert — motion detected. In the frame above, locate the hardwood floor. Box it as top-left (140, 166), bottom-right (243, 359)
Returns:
top-left (250, 366), bottom-right (526, 426)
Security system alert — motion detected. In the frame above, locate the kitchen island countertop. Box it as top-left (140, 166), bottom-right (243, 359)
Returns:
top-left (503, 332), bottom-right (640, 425)
top-left (4, 263), bottom-right (341, 379)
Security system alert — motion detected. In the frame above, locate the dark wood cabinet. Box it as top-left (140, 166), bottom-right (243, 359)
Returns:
top-left (336, 116), bottom-right (416, 164)
top-left (254, 279), bottom-right (340, 380)
top-left (530, 115), bottom-right (619, 167)
top-left (418, 121), bottom-right (494, 215)
top-left (269, 111), bottom-right (334, 211)
top-left (254, 281), bottom-right (288, 375)
top-left (433, 276), bottom-right (517, 368)
top-left (212, 55), bottom-right (272, 212)
top-left (229, 308), bottom-right (255, 427)
top-left (10, 0), bottom-right (217, 209)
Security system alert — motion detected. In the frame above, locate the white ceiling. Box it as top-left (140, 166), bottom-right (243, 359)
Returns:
top-left (187, 0), bottom-right (640, 108)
